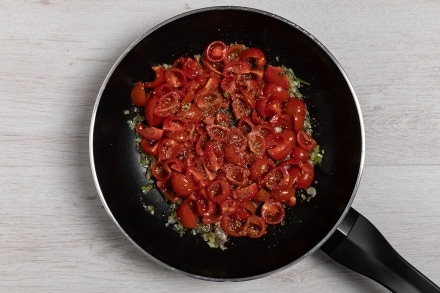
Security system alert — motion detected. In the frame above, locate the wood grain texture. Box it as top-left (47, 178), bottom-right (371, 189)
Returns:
top-left (1, 0), bottom-right (439, 292)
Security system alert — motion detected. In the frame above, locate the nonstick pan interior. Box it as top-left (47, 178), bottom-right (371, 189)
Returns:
top-left (90, 7), bottom-right (364, 280)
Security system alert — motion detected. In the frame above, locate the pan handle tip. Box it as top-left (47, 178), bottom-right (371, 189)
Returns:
top-left (321, 207), bottom-right (440, 293)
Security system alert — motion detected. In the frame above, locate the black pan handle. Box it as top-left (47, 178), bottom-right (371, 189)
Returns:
top-left (321, 207), bottom-right (440, 293)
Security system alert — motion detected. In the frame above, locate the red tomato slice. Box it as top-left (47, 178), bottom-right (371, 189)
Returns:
top-left (231, 95), bottom-right (252, 120)
top-left (144, 95), bottom-right (163, 127)
top-left (261, 200), bottom-right (285, 225)
top-left (177, 200), bottom-right (198, 229)
top-left (244, 215), bottom-right (267, 238)
top-left (182, 57), bottom-right (205, 79)
top-left (131, 81), bottom-right (147, 107)
top-left (264, 65), bottom-right (290, 89)
top-left (227, 127), bottom-right (247, 150)
top-left (196, 196), bottom-right (217, 217)
top-left (291, 146), bottom-right (310, 162)
top-left (254, 188), bottom-right (271, 202)
top-left (162, 116), bottom-right (190, 132)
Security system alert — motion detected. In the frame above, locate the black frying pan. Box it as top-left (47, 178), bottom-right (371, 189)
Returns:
top-left (89, 6), bottom-right (439, 292)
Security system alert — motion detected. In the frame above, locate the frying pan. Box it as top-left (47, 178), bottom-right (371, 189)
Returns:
top-left (89, 6), bottom-right (440, 292)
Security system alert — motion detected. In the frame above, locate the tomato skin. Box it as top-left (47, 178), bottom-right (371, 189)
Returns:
top-left (150, 160), bottom-right (172, 181)
top-left (177, 200), bottom-right (198, 229)
top-left (261, 200), bottom-right (285, 225)
top-left (265, 133), bottom-right (292, 161)
top-left (291, 146), bottom-right (310, 162)
top-left (145, 95), bottom-right (163, 127)
top-left (223, 60), bottom-right (251, 75)
top-left (264, 66), bottom-right (290, 89)
top-left (249, 158), bottom-right (275, 182)
top-left (244, 215), bottom-right (267, 238)
top-left (131, 82), bottom-right (147, 107)
top-left (254, 188), bottom-right (271, 202)
top-left (225, 44), bottom-right (245, 63)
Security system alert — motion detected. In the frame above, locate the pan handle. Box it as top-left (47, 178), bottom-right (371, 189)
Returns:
top-left (321, 207), bottom-right (440, 293)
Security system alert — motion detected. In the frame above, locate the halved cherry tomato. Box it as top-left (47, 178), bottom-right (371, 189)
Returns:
top-left (131, 81), bottom-right (147, 107)
top-left (165, 68), bottom-right (187, 88)
top-left (220, 215), bottom-right (246, 237)
top-left (261, 166), bottom-right (290, 191)
top-left (154, 91), bottom-right (180, 118)
top-left (261, 200), bottom-right (285, 225)
top-left (206, 124), bottom-right (230, 141)
top-left (140, 138), bottom-right (158, 156)
top-left (176, 103), bottom-right (202, 122)
top-left (264, 65), bottom-right (290, 89)
top-left (171, 173), bottom-right (196, 197)
top-left (225, 44), bottom-right (245, 63)
top-left (162, 116), bottom-right (189, 132)
top-left (232, 183), bottom-right (258, 201)
top-left (264, 84), bottom-right (290, 102)
top-left (297, 130), bottom-right (317, 151)
top-left (239, 47), bottom-right (267, 67)
top-left (284, 98), bottom-right (306, 117)
top-left (136, 124), bottom-right (163, 140)
top-left (156, 180), bottom-right (179, 202)
top-left (296, 162), bottom-right (315, 189)
top-left (203, 141), bottom-right (224, 172)
top-left (254, 188), bottom-right (271, 202)
top-left (196, 196), bottom-right (217, 217)
top-left (291, 146), bottom-right (310, 162)
top-left (222, 60), bottom-right (251, 75)
top-left (177, 200), bottom-right (198, 228)
top-left (205, 41), bottom-right (227, 62)
top-left (271, 185), bottom-right (296, 202)
top-left (269, 114), bottom-right (294, 130)
top-left (249, 158), bottom-right (275, 182)
top-left (244, 215), bottom-right (267, 238)
top-left (206, 178), bottom-right (231, 203)
top-left (144, 65), bottom-right (165, 88)
top-left (157, 138), bottom-right (183, 161)
top-left (266, 133), bottom-right (292, 161)
top-left (247, 131), bottom-right (266, 158)
top-left (224, 164), bottom-right (250, 187)
top-left (150, 160), bottom-right (172, 181)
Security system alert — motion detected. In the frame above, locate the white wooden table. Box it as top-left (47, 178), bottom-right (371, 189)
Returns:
top-left (1, 1), bottom-right (439, 292)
